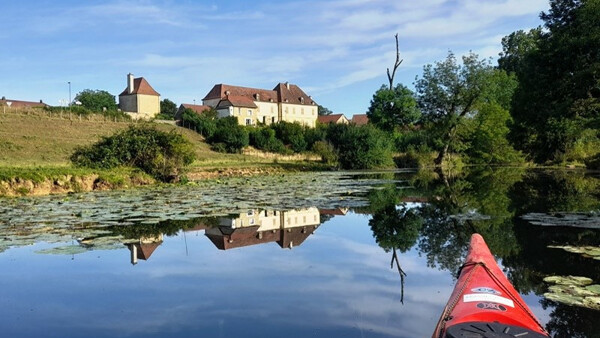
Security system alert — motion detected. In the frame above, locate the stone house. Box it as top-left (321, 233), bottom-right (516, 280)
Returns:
top-left (118, 73), bottom-right (160, 120)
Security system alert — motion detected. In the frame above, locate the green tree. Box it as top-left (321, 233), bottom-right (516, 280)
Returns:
top-left (415, 52), bottom-right (493, 165)
top-left (318, 105), bottom-right (333, 116)
top-left (74, 89), bottom-right (118, 112)
top-left (70, 125), bottom-right (195, 181)
top-left (326, 123), bottom-right (394, 169)
top-left (498, 28), bottom-right (543, 74)
top-left (504, 0), bottom-right (600, 163)
top-left (367, 84), bottom-right (421, 132)
top-left (182, 108), bottom-right (217, 138)
top-left (209, 117), bottom-right (249, 153)
top-left (159, 99), bottom-right (177, 119)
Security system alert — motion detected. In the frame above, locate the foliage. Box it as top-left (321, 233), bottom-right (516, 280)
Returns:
top-left (325, 123), bottom-right (394, 169)
top-left (248, 127), bottom-right (289, 154)
top-left (311, 141), bottom-right (338, 165)
top-left (70, 125), bottom-right (196, 181)
top-left (271, 121), bottom-right (308, 152)
top-left (318, 105), bottom-right (333, 116)
top-left (182, 108), bottom-right (217, 138)
top-left (415, 52), bottom-right (494, 165)
top-left (208, 116), bottom-right (249, 153)
top-left (74, 89), bottom-right (118, 112)
top-left (502, 0), bottom-right (600, 163)
top-left (160, 99), bottom-right (177, 119)
top-left (367, 84), bottom-right (421, 132)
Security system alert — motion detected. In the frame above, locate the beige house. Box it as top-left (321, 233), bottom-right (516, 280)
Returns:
top-left (118, 73), bottom-right (160, 120)
top-left (175, 103), bottom-right (211, 122)
top-left (202, 82), bottom-right (318, 127)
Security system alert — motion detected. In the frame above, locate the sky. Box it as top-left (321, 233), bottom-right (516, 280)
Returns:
top-left (0, 0), bottom-right (549, 116)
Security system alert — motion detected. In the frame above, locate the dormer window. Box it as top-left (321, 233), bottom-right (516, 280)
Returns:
top-left (285, 99), bottom-right (289, 103)
top-left (300, 97), bottom-right (304, 104)
top-left (269, 98), bottom-right (273, 102)
top-left (255, 93), bottom-right (260, 100)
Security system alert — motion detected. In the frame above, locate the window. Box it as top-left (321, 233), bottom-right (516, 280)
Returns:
top-left (246, 118), bottom-right (252, 126)
top-left (263, 116), bottom-right (266, 124)
top-left (247, 109), bottom-right (252, 116)
top-left (249, 218), bottom-right (255, 225)
top-left (301, 108), bottom-right (304, 115)
top-left (247, 210), bottom-right (254, 216)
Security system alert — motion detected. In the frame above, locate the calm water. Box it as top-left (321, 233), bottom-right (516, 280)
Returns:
top-left (1, 169), bottom-right (599, 337)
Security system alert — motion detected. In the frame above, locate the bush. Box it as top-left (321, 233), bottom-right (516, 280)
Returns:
top-left (71, 125), bottom-right (196, 182)
top-left (208, 117), bottom-right (249, 153)
top-left (272, 121), bottom-right (307, 152)
top-left (326, 124), bottom-right (394, 169)
top-left (312, 141), bottom-right (338, 165)
top-left (249, 127), bottom-right (289, 154)
top-left (182, 109), bottom-right (217, 138)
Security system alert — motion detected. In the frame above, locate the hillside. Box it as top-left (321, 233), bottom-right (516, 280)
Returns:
top-left (0, 110), bottom-right (273, 168)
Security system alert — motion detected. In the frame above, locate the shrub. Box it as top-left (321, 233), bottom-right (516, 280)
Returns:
top-left (326, 123), bottom-right (394, 169)
top-left (182, 109), bottom-right (217, 138)
top-left (312, 141), bottom-right (338, 165)
top-left (249, 127), bottom-right (289, 154)
top-left (208, 117), bottom-right (249, 153)
top-left (272, 121), bottom-right (307, 152)
top-left (71, 125), bottom-right (196, 182)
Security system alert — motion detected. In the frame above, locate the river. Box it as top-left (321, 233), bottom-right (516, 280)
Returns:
top-left (0, 168), bottom-right (599, 337)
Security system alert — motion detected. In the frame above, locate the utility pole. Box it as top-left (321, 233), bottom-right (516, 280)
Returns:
top-left (68, 81), bottom-right (72, 114)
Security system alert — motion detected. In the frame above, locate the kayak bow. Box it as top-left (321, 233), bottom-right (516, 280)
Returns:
top-left (432, 234), bottom-right (549, 338)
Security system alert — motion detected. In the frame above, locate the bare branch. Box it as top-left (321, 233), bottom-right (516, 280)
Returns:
top-left (390, 247), bottom-right (407, 304)
top-left (387, 33), bottom-right (404, 90)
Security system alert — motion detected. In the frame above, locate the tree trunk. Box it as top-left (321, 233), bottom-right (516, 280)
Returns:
top-left (434, 142), bottom-right (449, 166)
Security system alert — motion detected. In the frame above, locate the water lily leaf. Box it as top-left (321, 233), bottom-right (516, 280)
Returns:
top-left (585, 285), bottom-right (600, 295)
top-left (543, 292), bottom-right (584, 306)
top-left (583, 297), bottom-right (600, 310)
top-left (36, 245), bottom-right (88, 255)
top-left (544, 275), bottom-right (593, 286)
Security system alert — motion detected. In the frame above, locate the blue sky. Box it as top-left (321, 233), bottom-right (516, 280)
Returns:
top-left (0, 0), bottom-right (548, 115)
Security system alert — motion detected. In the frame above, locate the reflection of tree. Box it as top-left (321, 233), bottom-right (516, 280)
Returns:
top-left (542, 300), bottom-right (600, 338)
top-left (416, 167), bottom-right (524, 273)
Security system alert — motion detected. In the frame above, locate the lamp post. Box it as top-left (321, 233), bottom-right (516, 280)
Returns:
top-left (68, 81), bottom-right (71, 114)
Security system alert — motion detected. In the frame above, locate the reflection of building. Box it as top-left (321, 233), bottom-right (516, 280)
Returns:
top-left (319, 208), bottom-right (349, 216)
top-left (125, 234), bottom-right (164, 265)
top-left (205, 208), bottom-right (320, 250)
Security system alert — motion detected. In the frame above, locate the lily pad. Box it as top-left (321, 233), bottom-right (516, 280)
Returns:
top-left (543, 275), bottom-right (593, 286)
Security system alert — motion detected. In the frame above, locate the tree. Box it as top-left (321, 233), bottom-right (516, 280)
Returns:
top-left (74, 89), bottom-right (118, 112)
top-left (367, 84), bottom-right (420, 132)
top-left (160, 99), bottom-right (177, 119)
top-left (318, 105), bottom-right (333, 116)
top-left (498, 28), bottom-right (543, 74)
top-left (503, 0), bottom-right (600, 163)
top-left (415, 52), bottom-right (493, 165)
top-left (208, 116), bottom-right (249, 153)
top-left (325, 123), bottom-right (394, 169)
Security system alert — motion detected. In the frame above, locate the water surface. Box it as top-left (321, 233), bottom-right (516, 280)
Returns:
top-left (1, 169), bottom-right (599, 337)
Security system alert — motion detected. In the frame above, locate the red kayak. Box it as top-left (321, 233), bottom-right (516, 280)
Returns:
top-left (432, 234), bottom-right (549, 338)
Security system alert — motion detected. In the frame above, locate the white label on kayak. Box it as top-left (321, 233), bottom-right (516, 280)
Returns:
top-left (463, 294), bottom-right (514, 308)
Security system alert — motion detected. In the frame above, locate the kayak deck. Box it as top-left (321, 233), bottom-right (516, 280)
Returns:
top-left (432, 234), bottom-right (549, 338)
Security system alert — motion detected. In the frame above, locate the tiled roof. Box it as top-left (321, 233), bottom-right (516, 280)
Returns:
top-left (180, 104), bottom-right (210, 114)
top-left (205, 226), bottom-right (279, 250)
top-left (278, 225), bottom-right (319, 249)
top-left (273, 82), bottom-right (317, 106)
top-left (203, 84), bottom-right (278, 103)
top-left (203, 82), bottom-right (316, 106)
top-left (0, 98), bottom-right (47, 108)
top-left (119, 77), bottom-right (160, 96)
top-left (317, 114), bottom-right (347, 124)
top-left (351, 114), bottom-right (369, 125)
top-left (216, 95), bottom-right (258, 108)
top-left (130, 241), bottom-right (162, 260)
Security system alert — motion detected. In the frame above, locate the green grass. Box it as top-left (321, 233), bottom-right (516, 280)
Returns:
top-left (0, 109), bottom-right (318, 172)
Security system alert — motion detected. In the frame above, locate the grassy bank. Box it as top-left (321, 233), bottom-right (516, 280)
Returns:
top-left (0, 110), bottom-right (327, 196)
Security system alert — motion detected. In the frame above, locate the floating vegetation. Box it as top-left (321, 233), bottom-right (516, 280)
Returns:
top-left (0, 171), bottom-right (410, 254)
top-left (544, 275), bottom-right (600, 310)
top-left (522, 212), bottom-right (600, 229)
top-left (548, 245), bottom-right (600, 260)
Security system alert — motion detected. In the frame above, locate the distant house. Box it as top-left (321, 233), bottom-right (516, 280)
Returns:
top-left (317, 114), bottom-right (348, 125)
top-left (351, 114), bottom-right (369, 126)
top-left (202, 82), bottom-right (318, 127)
top-left (125, 234), bottom-right (163, 265)
top-left (0, 96), bottom-right (47, 109)
top-left (175, 103), bottom-right (211, 121)
top-left (118, 73), bottom-right (160, 120)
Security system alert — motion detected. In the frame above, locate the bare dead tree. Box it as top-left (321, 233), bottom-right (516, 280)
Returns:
top-left (387, 33), bottom-right (403, 90)
top-left (391, 246), bottom-right (407, 304)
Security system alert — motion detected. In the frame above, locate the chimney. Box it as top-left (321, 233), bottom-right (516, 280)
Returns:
top-left (40, 99), bottom-right (43, 103)
top-left (127, 73), bottom-right (134, 94)
top-left (1, 96), bottom-right (5, 100)
top-left (285, 82), bottom-right (290, 90)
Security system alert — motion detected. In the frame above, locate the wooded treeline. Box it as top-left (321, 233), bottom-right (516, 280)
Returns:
top-left (367, 0), bottom-right (600, 167)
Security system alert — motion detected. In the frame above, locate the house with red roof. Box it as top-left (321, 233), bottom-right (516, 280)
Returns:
top-left (202, 82), bottom-right (318, 127)
top-left (351, 114), bottom-right (369, 126)
top-left (175, 103), bottom-right (211, 121)
top-left (1, 96), bottom-right (48, 109)
top-left (317, 114), bottom-right (348, 125)
top-left (118, 73), bottom-right (160, 119)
